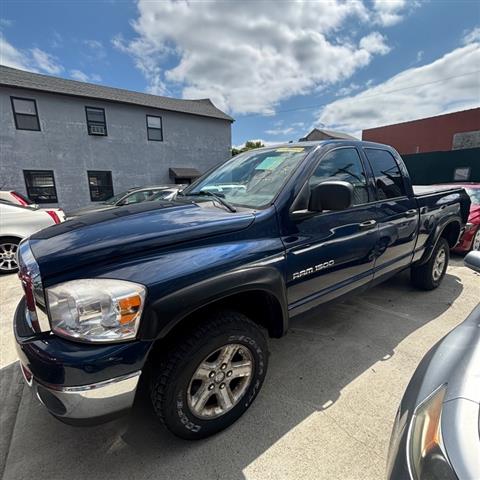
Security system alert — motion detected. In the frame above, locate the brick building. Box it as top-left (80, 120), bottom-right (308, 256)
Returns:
top-left (362, 108), bottom-right (480, 155)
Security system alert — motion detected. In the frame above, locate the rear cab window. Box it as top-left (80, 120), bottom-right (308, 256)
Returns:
top-left (363, 148), bottom-right (407, 200)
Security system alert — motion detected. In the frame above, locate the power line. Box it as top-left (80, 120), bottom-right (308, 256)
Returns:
top-left (238, 70), bottom-right (480, 119)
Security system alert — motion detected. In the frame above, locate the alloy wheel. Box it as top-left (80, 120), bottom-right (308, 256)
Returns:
top-left (432, 247), bottom-right (446, 281)
top-left (0, 242), bottom-right (19, 272)
top-left (473, 229), bottom-right (480, 251)
top-left (187, 343), bottom-right (254, 419)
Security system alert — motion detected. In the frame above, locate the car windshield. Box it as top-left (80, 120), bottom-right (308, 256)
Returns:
top-left (466, 188), bottom-right (480, 204)
top-left (183, 146), bottom-right (312, 209)
top-left (103, 191), bottom-right (130, 205)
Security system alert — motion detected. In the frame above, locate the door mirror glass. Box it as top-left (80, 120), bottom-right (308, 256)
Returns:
top-left (309, 181), bottom-right (353, 212)
top-left (464, 250), bottom-right (480, 273)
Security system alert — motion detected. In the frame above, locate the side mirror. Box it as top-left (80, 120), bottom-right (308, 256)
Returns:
top-left (309, 181), bottom-right (353, 212)
top-left (464, 250), bottom-right (480, 273)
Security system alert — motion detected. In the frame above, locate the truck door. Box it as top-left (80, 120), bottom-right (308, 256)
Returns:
top-left (362, 148), bottom-right (419, 277)
top-left (284, 146), bottom-right (379, 316)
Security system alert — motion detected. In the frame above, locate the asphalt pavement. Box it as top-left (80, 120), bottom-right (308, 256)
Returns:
top-left (1, 256), bottom-right (478, 480)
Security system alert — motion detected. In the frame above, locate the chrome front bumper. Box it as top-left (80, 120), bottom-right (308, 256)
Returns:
top-left (21, 363), bottom-right (141, 422)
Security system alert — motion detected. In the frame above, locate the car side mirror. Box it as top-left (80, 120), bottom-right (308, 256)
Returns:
top-left (464, 250), bottom-right (480, 273)
top-left (309, 181), bottom-right (353, 212)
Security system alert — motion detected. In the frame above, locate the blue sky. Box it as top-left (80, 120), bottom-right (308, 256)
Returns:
top-left (1, 0), bottom-right (479, 146)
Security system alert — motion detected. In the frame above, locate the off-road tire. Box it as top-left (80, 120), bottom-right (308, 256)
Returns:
top-left (411, 237), bottom-right (449, 290)
top-left (150, 310), bottom-right (268, 440)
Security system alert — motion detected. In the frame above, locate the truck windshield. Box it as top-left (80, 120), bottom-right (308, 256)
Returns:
top-left (183, 146), bottom-right (312, 209)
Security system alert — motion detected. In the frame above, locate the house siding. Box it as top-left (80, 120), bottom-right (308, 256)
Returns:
top-left (0, 86), bottom-right (232, 211)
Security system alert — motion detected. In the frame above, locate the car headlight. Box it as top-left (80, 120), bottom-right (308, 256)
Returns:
top-left (46, 279), bottom-right (146, 343)
top-left (408, 384), bottom-right (456, 480)
top-left (464, 222), bottom-right (474, 231)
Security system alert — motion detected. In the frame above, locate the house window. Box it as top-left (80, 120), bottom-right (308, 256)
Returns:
top-left (85, 107), bottom-right (107, 136)
top-left (87, 171), bottom-right (113, 201)
top-left (24, 170), bottom-right (57, 203)
top-left (146, 115), bottom-right (163, 141)
top-left (11, 97), bottom-right (40, 131)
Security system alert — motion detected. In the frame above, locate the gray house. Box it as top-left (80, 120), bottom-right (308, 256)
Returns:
top-left (299, 128), bottom-right (357, 142)
top-left (0, 66), bottom-right (233, 211)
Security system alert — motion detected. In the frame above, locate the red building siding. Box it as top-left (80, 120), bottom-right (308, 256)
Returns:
top-left (362, 108), bottom-right (480, 154)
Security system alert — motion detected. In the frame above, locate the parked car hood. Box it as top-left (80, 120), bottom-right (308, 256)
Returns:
top-left (468, 204), bottom-right (480, 224)
top-left (29, 201), bottom-right (255, 280)
top-left (67, 204), bottom-right (116, 217)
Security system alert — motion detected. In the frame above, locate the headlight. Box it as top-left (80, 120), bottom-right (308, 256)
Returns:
top-left (464, 222), bottom-right (474, 231)
top-left (408, 384), bottom-right (456, 480)
top-left (47, 279), bottom-right (146, 343)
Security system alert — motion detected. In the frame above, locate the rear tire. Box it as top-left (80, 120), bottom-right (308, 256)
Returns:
top-left (0, 237), bottom-right (20, 274)
top-left (411, 237), bottom-right (449, 290)
top-left (150, 310), bottom-right (268, 440)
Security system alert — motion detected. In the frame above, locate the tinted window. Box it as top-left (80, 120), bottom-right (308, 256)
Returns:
top-left (87, 171), bottom-right (113, 201)
top-left (11, 97), bottom-right (40, 131)
top-left (309, 148), bottom-right (369, 205)
top-left (24, 170), bottom-right (57, 203)
top-left (364, 149), bottom-right (406, 199)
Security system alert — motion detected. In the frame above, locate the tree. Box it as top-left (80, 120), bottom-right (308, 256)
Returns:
top-left (232, 140), bottom-right (265, 156)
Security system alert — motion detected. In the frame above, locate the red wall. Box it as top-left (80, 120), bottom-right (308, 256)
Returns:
top-left (362, 108), bottom-right (480, 154)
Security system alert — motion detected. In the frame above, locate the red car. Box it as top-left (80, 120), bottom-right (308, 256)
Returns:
top-left (445, 183), bottom-right (480, 252)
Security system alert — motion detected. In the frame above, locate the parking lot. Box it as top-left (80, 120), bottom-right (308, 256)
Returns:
top-left (1, 256), bottom-right (478, 480)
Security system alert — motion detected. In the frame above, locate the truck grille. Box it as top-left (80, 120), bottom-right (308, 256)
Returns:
top-left (17, 240), bottom-right (50, 333)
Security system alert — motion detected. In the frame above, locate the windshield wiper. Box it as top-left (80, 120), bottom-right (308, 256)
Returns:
top-left (187, 190), bottom-right (237, 212)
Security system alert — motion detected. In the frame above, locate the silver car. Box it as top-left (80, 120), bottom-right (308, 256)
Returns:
top-left (387, 250), bottom-right (480, 480)
top-left (0, 201), bottom-right (61, 273)
top-left (67, 185), bottom-right (183, 218)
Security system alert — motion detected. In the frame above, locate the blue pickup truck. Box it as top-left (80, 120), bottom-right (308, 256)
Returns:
top-left (14, 140), bottom-right (470, 439)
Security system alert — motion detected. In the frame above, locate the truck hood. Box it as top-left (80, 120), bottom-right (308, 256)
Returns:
top-left (29, 201), bottom-right (254, 279)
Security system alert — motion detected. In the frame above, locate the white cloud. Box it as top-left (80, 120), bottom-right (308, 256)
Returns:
top-left (0, 18), bottom-right (12, 28)
top-left (463, 26), bottom-right (480, 44)
top-left (115, 0), bottom-right (403, 114)
top-left (336, 82), bottom-right (361, 97)
top-left (0, 33), bottom-right (32, 70)
top-left (30, 48), bottom-right (63, 74)
top-left (265, 126), bottom-right (296, 136)
top-left (359, 32), bottom-right (391, 55)
top-left (83, 39), bottom-right (107, 60)
top-left (315, 43), bottom-right (480, 137)
top-left (0, 34), bottom-right (66, 75)
top-left (70, 69), bottom-right (102, 83)
top-left (371, 0), bottom-right (409, 26)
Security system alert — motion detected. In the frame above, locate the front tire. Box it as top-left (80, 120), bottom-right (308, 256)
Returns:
top-left (411, 237), bottom-right (449, 290)
top-left (150, 310), bottom-right (268, 440)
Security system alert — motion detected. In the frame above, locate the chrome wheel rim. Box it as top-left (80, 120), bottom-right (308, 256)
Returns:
top-left (473, 229), bottom-right (480, 251)
top-left (432, 248), bottom-right (446, 281)
top-left (187, 343), bottom-right (254, 419)
top-left (0, 243), bottom-right (19, 272)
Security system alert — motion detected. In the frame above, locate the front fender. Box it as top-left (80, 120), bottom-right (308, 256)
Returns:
top-left (139, 265), bottom-right (288, 340)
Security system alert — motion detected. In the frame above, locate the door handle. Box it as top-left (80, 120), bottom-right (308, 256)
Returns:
top-left (405, 209), bottom-right (418, 217)
top-left (359, 219), bottom-right (377, 230)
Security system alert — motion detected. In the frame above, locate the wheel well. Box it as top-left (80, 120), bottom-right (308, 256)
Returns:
top-left (440, 221), bottom-right (461, 248)
top-left (149, 289), bottom-right (285, 351)
top-left (0, 236), bottom-right (22, 243)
